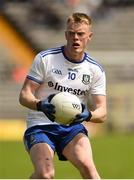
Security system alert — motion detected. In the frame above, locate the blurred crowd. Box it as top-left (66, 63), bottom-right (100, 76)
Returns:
top-left (1, 0), bottom-right (134, 30)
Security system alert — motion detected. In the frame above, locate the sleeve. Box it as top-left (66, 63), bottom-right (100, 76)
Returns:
top-left (90, 70), bottom-right (106, 95)
top-left (27, 53), bottom-right (45, 84)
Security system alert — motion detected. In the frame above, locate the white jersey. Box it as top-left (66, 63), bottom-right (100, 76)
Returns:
top-left (27, 46), bottom-right (106, 128)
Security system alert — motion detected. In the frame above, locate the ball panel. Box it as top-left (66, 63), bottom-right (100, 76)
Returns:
top-left (50, 92), bottom-right (82, 124)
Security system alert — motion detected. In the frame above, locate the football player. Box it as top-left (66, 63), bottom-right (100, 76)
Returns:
top-left (19, 12), bottom-right (107, 179)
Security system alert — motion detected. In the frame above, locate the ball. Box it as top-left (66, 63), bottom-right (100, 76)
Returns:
top-left (50, 92), bottom-right (82, 125)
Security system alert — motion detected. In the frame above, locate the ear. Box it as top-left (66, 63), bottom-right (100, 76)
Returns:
top-left (89, 32), bottom-right (93, 40)
top-left (65, 31), bottom-right (67, 40)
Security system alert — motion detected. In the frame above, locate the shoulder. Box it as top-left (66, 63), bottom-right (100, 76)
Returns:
top-left (39, 46), bottom-right (62, 58)
top-left (32, 46), bottom-right (63, 68)
top-left (84, 53), bottom-right (104, 72)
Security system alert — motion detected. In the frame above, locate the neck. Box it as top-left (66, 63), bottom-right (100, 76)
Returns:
top-left (64, 45), bottom-right (84, 62)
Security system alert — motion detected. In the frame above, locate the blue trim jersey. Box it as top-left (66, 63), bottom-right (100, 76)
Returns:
top-left (26, 46), bottom-right (106, 128)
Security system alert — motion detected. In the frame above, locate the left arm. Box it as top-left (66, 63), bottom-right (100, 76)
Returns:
top-left (89, 94), bottom-right (107, 123)
top-left (72, 70), bottom-right (107, 124)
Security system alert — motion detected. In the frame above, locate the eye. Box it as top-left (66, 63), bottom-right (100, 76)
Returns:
top-left (68, 31), bottom-right (75, 36)
top-left (77, 32), bottom-right (85, 36)
top-left (68, 31), bottom-right (85, 37)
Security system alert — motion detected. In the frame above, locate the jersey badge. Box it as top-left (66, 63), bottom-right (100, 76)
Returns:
top-left (82, 74), bottom-right (90, 85)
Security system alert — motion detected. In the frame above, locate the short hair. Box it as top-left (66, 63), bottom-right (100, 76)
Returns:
top-left (67, 12), bottom-right (92, 27)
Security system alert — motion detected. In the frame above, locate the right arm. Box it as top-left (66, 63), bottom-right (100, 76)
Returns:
top-left (19, 78), bottom-right (40, 110)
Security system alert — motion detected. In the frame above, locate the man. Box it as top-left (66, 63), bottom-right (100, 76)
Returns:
top-left (19, 12), bottom-right (107, 179)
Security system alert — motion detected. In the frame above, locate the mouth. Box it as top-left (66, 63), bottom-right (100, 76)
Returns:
top-left (72, 42), bottom-right (80, 48)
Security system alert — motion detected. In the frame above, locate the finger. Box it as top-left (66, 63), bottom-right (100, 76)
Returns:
top-left (47, 104), bottom-right (55, 109)
top-left (81, 103), bottom-right (85, 111)
top-left (47, 114), bottom-right (55, 122)
top-left (47, 109), bottom-right (56, 114)
top-left (45, 112), bottom-right (55, 120)
top-left (45, 104), bottom-right (55, 111)
top-left (72, 117), bottom-right (84, 124)
top-left (48, 94), bottom-right (56, 102)
top-left (75, 114), bottom-right (82, 119)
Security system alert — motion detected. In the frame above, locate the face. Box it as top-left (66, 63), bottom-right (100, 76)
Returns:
top-left (65, 21), bottom-right (93, 59)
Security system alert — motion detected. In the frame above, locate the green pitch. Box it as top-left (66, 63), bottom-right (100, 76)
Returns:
top-left (0, 133), bottom-right (134, 179)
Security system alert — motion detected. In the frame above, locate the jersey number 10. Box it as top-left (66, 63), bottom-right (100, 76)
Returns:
top-left (68, 72), bottom-right (76, 80)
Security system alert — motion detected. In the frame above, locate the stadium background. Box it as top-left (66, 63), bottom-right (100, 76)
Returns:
top-left (0, 0), bottom-right (134, 179)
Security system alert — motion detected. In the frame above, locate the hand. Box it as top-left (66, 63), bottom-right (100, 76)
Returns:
top-left (72, 103), bottom-right (92, 124)
top-left (36, 94), bottom-right (56, 122)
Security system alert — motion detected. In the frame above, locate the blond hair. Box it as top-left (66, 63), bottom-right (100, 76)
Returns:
top-left (67, 12), bottom-right (92, 27)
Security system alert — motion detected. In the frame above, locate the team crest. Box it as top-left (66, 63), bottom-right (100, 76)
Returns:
top-left (82, 74), bottom-right (90, 85)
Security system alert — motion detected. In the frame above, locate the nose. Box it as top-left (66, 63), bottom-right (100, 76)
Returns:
top-left (74, 33), bottom-right (79, 40)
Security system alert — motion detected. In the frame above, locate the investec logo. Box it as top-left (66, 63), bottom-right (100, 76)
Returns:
top-left (48, 81), bottom-right (88, 96)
